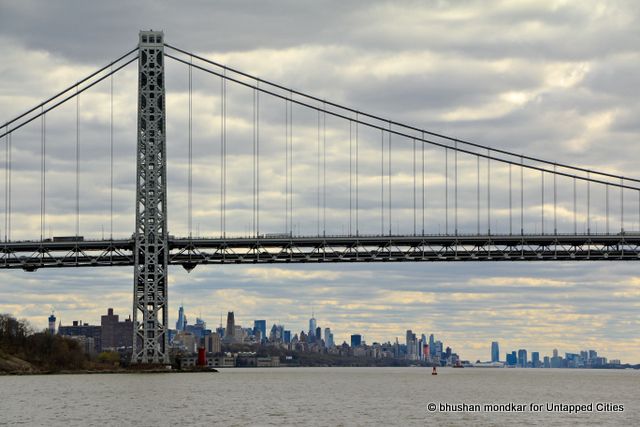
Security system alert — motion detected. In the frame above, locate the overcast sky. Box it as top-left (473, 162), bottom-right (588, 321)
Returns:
top-left (0, 0), bottom-right (639, 363)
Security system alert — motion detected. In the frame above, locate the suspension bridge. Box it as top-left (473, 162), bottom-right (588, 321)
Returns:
top-left (1, 31), bottom-right (639, 363)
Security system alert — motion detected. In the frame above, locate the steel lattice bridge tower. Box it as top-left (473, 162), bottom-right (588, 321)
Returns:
top-left (134, 32), bottom-right (169, 363)
top-left (1, 31), bottom-right (640, 364)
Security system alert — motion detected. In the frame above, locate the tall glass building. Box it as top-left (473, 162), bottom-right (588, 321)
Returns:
top-left (491, 341), bottom-right (500, 362)
top-left (350, 334), bottom-right (362, 348)
top-left (254, 320), bottom-right (266, 342)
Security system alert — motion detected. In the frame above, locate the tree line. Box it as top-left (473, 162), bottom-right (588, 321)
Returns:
top-left (0, 313), bottom-right (86, 371)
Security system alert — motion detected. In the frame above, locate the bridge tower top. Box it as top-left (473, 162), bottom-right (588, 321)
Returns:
top-left (139, 30), bottom-right (164, 46)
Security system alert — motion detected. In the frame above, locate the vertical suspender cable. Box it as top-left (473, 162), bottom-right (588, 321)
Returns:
top-left (421, 131), bottom-right (425, 235)
top-left (110, 68), bottom-right (114, 240)
top-left (620, 178), bottom-right (624, 233)
top-left (43, 110), bottom-right (46, 241)
top-left (587, 172), bottom-right (591, 234)
top-left (606, 184), bottom-right (610, 234)
top-left (44, 112), bottom-right (47, 240)
top-left (252, 89), bottom-right (256, 236)
top-left (220, 75), bottom-right (224, 237)
top-left (7, 131), bottom-right (10, 241)
top-left (323, 104), bottom-right (326, 237)
top-left (381, 129), bottom-right (384, 235)
top-left (355, 115), bottom-right (359, 236)
top-left (4, 126), bottom-right (7, 242)
top-left (553, 165), bottom-right (557, 235)
top-left (256, 85), bottom-right (260, 236)
top-left (284, 98), bottom-right (289, 234)
top-left (5, 129), bottom-right (10, 242)
top-left (541, 171), bottom-right (544, 235)
top-left (573, 177), bottom-right (577, 234)
top-left (76, 88), bottom-right (80, 238)
top-left (40, 108), bottom-right (44, 241)
top-left (317, 109), bottom-right (320, 237)
top-left (445, 147), bottom-right (448, 235)
top-left (413, 138), bottom-right (416, 236)
top-left (454, 140), bottom-right (458, 236)
top-left (520, 156), bottom-right (524, 235)
top-left (388, 125), bottom-right (392, 236)
top-left (188, 58), bottom-right (193, 238)
top-left (290, 91), bottom-right (293, 235)
top-left (509, 163), bottom-right (512, 235)
top-left (349, 120), bottom-right (352, 235)
top-left (487, 149), bottom-right (491, 235)
top-left (223, 73), bottom-right (227, 237)
top-left (476, 156), bottom-right (480, 235)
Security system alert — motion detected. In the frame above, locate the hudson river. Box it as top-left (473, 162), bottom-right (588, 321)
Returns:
top-left (0, 367), bottom-right (637, 426)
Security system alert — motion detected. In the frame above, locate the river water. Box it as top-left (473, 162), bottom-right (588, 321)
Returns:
top-left (0, 367), bottom-right (638, 426)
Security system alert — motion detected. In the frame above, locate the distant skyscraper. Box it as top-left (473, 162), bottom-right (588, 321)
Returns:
top-left (506, 351), bottom-right (517, 366)
top-left (270, 324), bottom-right (284, 342)
top-left (185, 317), bottom-right (207, 340)
top-left (309, 314), bottom-right (317, 335)
top-left (517, 349), bottom-right (527, 368)
top-left (315, 326), bottom-right (321, 341)
top-left (205, 332), bottom-right (221, 354)
top-left (351, 334), bottom-right (362, 348)
top-left (491, 341), bottom-right (500, 362)
top-left (405, 330), bottom-right (414, 347)
top-left (48, 312), bottom-right (56, 335)
top-left (429, 334), bottom-right (435, 357)
top-left (284, 330), bottom-right (291, 344)
top-left (176, 305), bottom-right (186, 331)
top-left (254, 320), bottom-right (266, 342)
top-left (435, 341), bottom-right (443, 360)
top-left (324, 328), bottom-right (334, 347)
top-left (553, 348), bottom-right (558, 358)
top-left (531, 352), bottom-right (540, 368)
top-left (406, 330), bottom-right (417, 360)
top-left (226, 312), bottom-right (235, 340)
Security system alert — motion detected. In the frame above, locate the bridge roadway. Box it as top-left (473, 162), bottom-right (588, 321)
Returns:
top-left (1, 234), bottom-right (639, 271)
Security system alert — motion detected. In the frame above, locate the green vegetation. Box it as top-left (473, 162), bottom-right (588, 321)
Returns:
top-left (97, 351), bottom-right (121, 367)
top-left (0, 313), bottom-right (85, 373)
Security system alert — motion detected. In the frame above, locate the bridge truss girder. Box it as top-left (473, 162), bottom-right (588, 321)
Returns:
top-left (2, 235), bottom-right (639, 271)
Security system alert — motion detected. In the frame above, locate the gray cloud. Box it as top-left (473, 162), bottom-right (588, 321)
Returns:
top-left (0, 0), bottom-right (639, 362)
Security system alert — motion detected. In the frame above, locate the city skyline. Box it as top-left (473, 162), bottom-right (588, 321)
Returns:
top-left (1, 1), bottom-right (639, 364)
top-left (47, 304), bottom-right (632, 365)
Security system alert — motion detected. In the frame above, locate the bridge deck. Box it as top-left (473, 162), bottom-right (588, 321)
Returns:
top-left (1, 234), bottom-right (639, 270)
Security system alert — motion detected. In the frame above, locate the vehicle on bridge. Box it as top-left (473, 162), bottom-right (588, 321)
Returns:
top-left (50, 236), bottom-right (85, 242)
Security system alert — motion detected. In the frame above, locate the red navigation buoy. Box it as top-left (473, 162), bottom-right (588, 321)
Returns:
top-left (432, 366), bottom-right (437, 375)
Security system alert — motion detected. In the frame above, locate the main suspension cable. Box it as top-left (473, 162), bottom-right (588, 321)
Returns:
top-left (163, 54), bottom-right (640, 191)
top-left (1, 48), bottom-right (138, 132)
top-left (164, 44), bottom-right (640, 184)
top-left (0, 56), bottom-right (138, 141)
